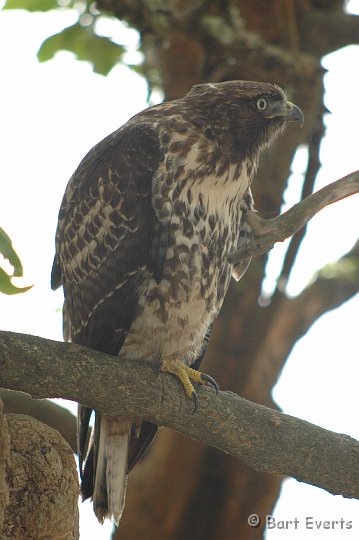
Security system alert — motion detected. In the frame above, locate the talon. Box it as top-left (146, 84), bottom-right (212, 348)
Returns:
top-left (160, 358), bottom-right (218, 405)
top-left (200, 373), bottom-right (220, 394)
top-left (192, 391), bottom-right (198, 413)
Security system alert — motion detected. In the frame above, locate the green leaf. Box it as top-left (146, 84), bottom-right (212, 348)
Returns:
top-left (37, 23), bottom-right (124, 75)
top-left (0, 228), bottom-right (32, 295)
top-left (0, 267), bottom-right (33, 295)
top-left (0, 227), bottom-right (23, 277)
top-left (3, 0), bottom-right (59, 12)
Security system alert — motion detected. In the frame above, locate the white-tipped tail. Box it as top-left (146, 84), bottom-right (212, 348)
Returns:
top-left (93, 416), bottom-right (130, 524)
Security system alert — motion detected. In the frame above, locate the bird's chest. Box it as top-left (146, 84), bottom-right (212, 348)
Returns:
top-left (119, 158), bottom-right (251, 364)
top-left (156, 158), bottom-right (250, 305)
top-left (162, 193), bottom-right (238, 311)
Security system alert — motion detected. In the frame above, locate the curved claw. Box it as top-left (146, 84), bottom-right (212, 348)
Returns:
top-left (160, 358), bottom-right (219, 412)
top-left (200, 372), bottom-right (219, 394)
top-left (191, 390), bottom-right (198, 413)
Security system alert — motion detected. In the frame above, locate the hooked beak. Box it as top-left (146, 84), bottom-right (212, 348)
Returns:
top-left (265, 100), bottom-right (304, 127)
top-left (284, 101), bottom-right (304, 126)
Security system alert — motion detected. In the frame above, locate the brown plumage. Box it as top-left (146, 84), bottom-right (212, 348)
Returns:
top-left (51, 80), bottom-right (303, 523)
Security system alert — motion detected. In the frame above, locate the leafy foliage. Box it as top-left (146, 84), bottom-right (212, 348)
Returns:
top-left (3, 0), bottom-right (58, 11)
top-left (3, 0), bottom-right (136, 76)
top-left (37, 23), bottom-right (125, 75)
top-left (0, 228), bottom-right (32, 295)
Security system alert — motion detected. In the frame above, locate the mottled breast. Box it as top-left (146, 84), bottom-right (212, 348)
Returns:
top-left (119, 127), bottom-right (252, 365)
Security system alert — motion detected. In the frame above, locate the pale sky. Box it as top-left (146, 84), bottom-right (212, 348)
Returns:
top-left (0, 3), bottom-right (358, 539)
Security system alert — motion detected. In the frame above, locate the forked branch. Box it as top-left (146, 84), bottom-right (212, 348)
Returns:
top-left (228, 170), bottom-right (359, 263)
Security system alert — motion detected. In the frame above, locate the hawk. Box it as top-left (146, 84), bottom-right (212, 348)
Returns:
top-left (51, 80), bottom-right (303, 524)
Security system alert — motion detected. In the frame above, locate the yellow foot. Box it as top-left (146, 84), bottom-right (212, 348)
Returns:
top-left (160, 358), bottom-right (219, 407)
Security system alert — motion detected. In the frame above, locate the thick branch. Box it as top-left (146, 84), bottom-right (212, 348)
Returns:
top-left (0, 331), bottom-right (358, 500)
top-left (0, 389), bottom-right (77, 452)
top-left (228, 171), bottom-right (359, 263)
top-left (243, 239), bottom-right (359, 401)
top-left (300, 12), bottom-right (359, 56)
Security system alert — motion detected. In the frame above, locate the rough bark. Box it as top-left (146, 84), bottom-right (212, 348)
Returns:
top-left (0, 332), bottom-right (358, 501)
top-left (93, 4), bottom-right (359, 537)
top-left (0, 400), bottom-right (10, 535)
top-left (0, 389), bottom-right (77, 453)
top-left (2, 414), bottom-right (79, 540)
top-left (3, 1), bottom-right (359, 538)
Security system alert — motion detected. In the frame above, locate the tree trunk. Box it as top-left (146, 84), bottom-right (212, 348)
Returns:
top-left (0, 399), bottom-right (10, 534)
top-left (3, 0), bottom-right (358, 538)
top-left (1, 413), bottom-right (79, 539)
top-left (88, 1), bottom-right (359, 538)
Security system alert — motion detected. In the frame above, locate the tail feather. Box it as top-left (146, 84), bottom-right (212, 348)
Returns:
top-left (77, 405), bottom-right (92, 479)
top-left (91, 415), bottom-right (130, 524)
top-left (79, 413), bottom-right (158, 524)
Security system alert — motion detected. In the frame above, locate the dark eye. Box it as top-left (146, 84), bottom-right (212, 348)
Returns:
top-left (256, 98), bottom-right (267, 111)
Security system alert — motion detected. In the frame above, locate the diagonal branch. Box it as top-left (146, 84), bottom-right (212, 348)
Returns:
top-left (228, 170), bottom-right (359, 264)
top-left (0, 330), bottom-right (358, 500)
top-left (275, 116), bottom-right (324, 293)
top-left (243, 238), bottom-right (359, 401)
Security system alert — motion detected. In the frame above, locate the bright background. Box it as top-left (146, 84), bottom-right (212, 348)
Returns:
top-left (0, 2), bottom-right (358, 538)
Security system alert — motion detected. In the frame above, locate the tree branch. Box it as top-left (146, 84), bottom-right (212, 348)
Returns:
top-left (243, 238), bottom-right (359, 401)
top-left (300, 12), bottom-right (359, 56)
top-left (0, 389), bottom-right (77, 452)
top-left (228, 170), bottom-right (359, 264)
top-left (0, 330), bottom-right (358, 500)
top-left (275, 114), bottom-right (324, 293)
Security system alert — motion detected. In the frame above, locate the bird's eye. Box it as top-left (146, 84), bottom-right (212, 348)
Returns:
top-left (256, 98), bottom-right (267, 111)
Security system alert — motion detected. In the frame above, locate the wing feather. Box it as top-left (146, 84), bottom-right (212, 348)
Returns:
top-left (52, 121), bottom-right (165, 486)
top-left (52, 121), bottom-right (164, 352)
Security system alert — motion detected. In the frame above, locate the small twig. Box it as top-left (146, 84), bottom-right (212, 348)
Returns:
top-left (228, 170), bottom-right (359, 264)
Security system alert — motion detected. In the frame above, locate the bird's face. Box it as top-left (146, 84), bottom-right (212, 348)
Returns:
top-left (236, 89), bottom-right (304, 155)
top-left (249, 93), bottom-right (304, 125)
top-left (187, 81), bottom-right (304, 159)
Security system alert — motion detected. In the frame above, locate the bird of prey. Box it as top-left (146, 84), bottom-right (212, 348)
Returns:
top-left (51, 80), bottom-right (303, 524)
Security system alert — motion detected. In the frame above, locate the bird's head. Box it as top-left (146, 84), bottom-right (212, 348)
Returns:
top-left (185, 80), bottom-right (304, 160)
